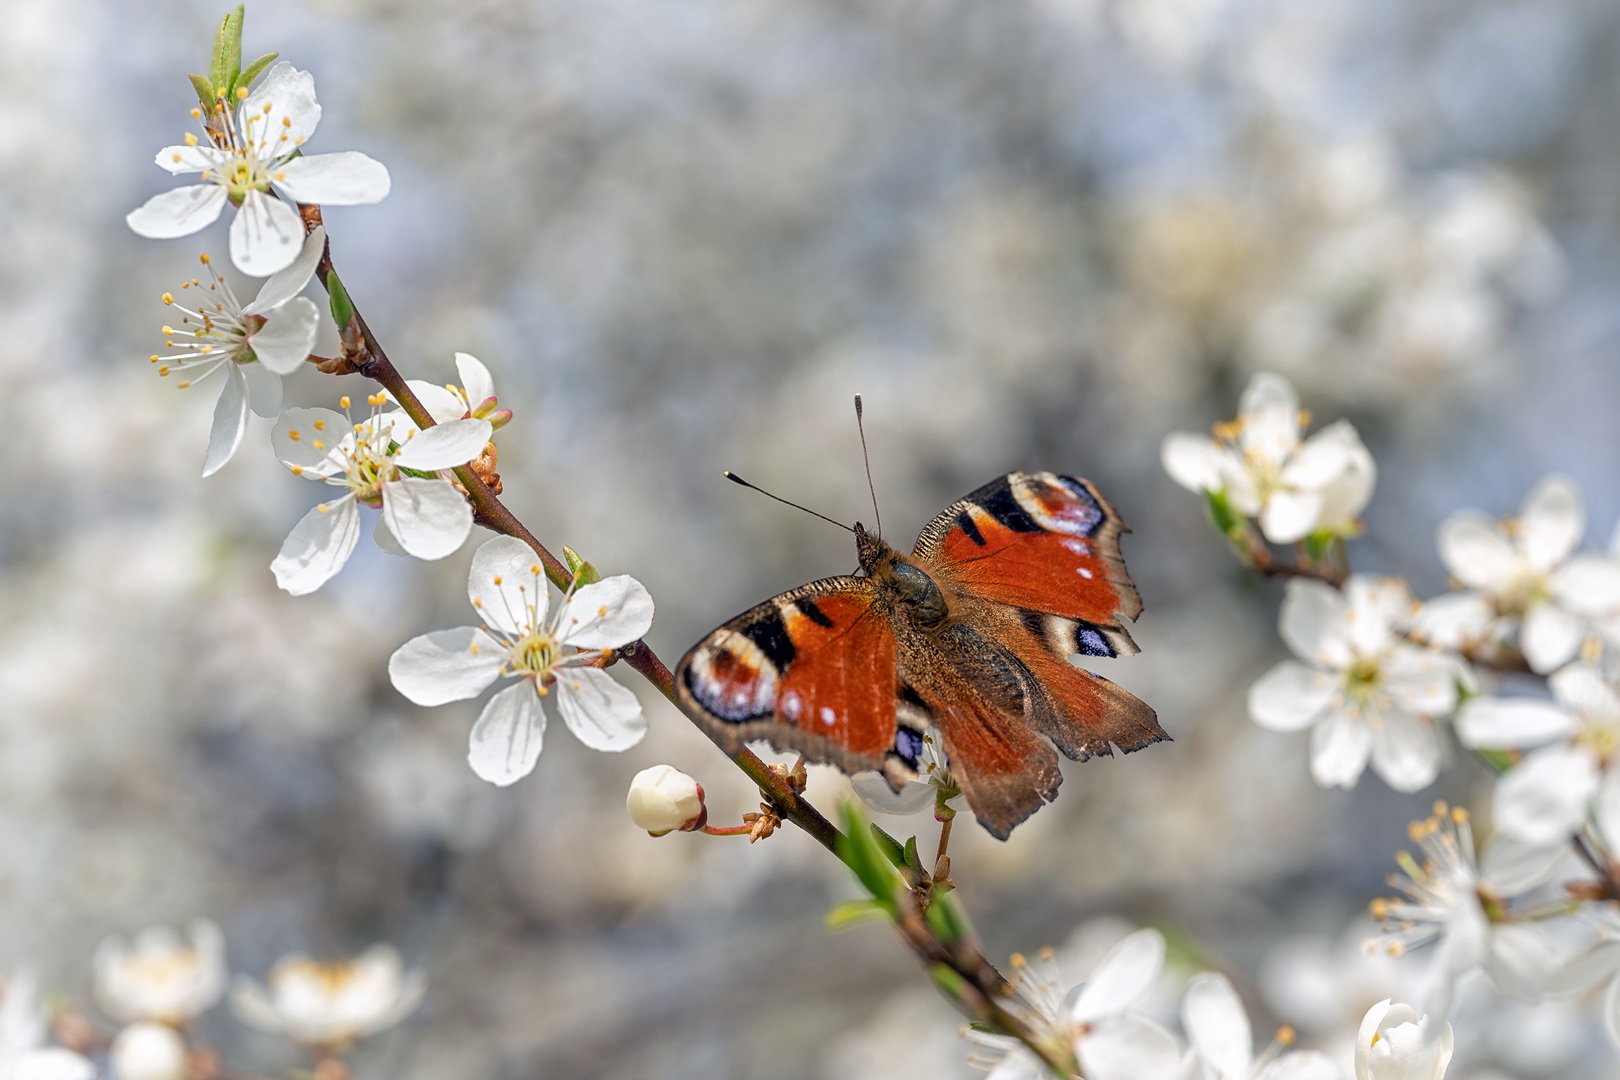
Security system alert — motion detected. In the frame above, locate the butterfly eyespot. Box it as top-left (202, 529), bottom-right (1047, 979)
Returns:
top-left (818, 706), bottom-right (838, 728)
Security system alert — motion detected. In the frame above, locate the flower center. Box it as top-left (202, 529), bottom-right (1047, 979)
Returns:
top-left (510, 629), bottom-right (560, 682)
top-left (342, 426), bottom-right (399, 506)
top-left (1343, 657), bottom-right (1382, 702)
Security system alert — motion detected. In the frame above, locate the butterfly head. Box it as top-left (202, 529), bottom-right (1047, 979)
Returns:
top-left (853, 521), bottom-right (890, 575)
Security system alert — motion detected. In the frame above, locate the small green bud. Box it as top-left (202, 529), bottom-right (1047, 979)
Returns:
top-left (561, 546), bottom-right (601, 587)
top-left (326, 270), bottom-right (357, 331)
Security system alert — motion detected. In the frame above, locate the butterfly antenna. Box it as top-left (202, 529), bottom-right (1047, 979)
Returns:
top-left (854, 394), bottom-right (882, 538)
top-left (723, 472), bottom-right (856, 533)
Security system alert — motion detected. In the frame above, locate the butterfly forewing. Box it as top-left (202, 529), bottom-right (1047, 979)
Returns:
top-left (676, 578), bottom-right (903, 776)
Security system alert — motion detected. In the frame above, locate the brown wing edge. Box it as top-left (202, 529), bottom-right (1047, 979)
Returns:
top-left (673, 576), bottom-right (901, 777)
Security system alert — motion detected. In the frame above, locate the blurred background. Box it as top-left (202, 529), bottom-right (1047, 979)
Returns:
top-left (5, 0), bottom-right (1620, 1075)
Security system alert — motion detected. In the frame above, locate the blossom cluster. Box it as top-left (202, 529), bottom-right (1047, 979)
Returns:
top-left (1166, 371), bottom-right (1620, 1060)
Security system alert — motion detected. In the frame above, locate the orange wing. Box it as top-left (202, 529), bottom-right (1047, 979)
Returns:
top-left (676, 579), bottom-right (911, 777)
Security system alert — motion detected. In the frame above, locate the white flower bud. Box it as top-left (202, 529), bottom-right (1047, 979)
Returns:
top-left (627, 765), bottom-right (705, 835)
top-left (1355, 999), bottom-right (1453, 1080)
top-left (110, 1021), bottom-right (189, 1080)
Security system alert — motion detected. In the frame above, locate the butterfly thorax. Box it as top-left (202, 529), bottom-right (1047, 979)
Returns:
top-left (855, 522), bottom-right (949, 627)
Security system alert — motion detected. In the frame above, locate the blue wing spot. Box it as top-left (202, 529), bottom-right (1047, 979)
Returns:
top-left (1076, 626), bottom-right (1116, 657)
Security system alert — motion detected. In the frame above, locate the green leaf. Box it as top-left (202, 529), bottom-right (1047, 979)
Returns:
top-left (239, 51), bottom-right (279, 91)
top-left (869, 823), bottom-right (907, 869)
top-left (902, 835), bottom-right (925, 875)
top-left (1203, 488), bottom-right (1241, 536)
top-left (928, 962), bottom-right (970, 1001)
top-left (210, 6), bottom-right (244, 98)
top-left (825, 899), bottom-right (891, 931)
top-left (836, 801), bottom-right (902, 909)
top-left (326, 269), bottom-right (357, 330)
top-left (188, 73), bottom-right (217, 109)
top-left (924, 891), bottom-right (972, 946)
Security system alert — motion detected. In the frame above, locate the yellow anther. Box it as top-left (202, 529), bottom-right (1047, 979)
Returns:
top-left (162, 294), bottom-right (176, 306)
top-left (339, 396), bottom-right (351, 408)
top-left (318, 504), bottom-right (331, 514)
top-left (1370, 1032), bottom-right (1382, 1047)
top-left (288, 430), bottom-right (301, 441)
top-left (473, 598), bottom-right (483, 607)
top-left (275, 171), bottom-right (285, 181)
top-left (1369, 897), bottom-right (1389, 920)
top-left (572, 682), bottom-right (581, 691)
top-left (184, 132), bottom-right (198, 147)
top-left (172, 152), bottom-right (182, 163)
top-left (598, 606), bottom-right (608, 617)
top-left (312, 440), bottom-right (326, 451)
top-left (493, 575), bottom-right (503, 585)
top-left (1009, 952), bottom-right (1027, 969)
top-left (1432, 800), bottom-right (1448, 817)
top-left (1276, 1025), bottom-right (1296, 1047)
top-left (290, 465), bottom-right (304, 476)
top-left (1387, 942), bottom-right (1405, 957)
top-left (530, 564), bottom-right (541, 575)
top-left (161, 325), bottom-right (174, 335)
top-left (199, 253), bottom-right (211, 264)
top-left (313, 419), bottom-right (326, 431)
top-left (262, 101), bottom-right (273, 113)
top-left (469, 644), bottom-right (480, 655)
top-left (157, 366), bottom-right (171, 376)
top-left (1451, 807), bottom-right (1469, 825)
top-left (149, 354), bottom-right (160, 363)
top-left (537, 685), bottom-right (548, 696)
top-left (176, 380), bottom-right (191, 388)
top-left (190, 107), bottom-right (202, 118)
top-left (237, 87), bottom-right (250, 99)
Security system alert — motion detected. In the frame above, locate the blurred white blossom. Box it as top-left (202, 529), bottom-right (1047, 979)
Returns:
top-left (270, 395), bottom-right (491, 594)
top-left (1180, 971), bottom-right (1338, 1080)
top-left (965, 929), bottom-right (1181, 1080)
top-left (0, 972), bottom-right (94, 1080)
top-left (388, 535), bottom-right (654, 785)
top-left (127, 62), bottom-right (389, 276)
top-left (230, 944), bottom-right (424, 1051)
top-left (152, 230), bottom-right (323, 476)
top-left (1354, 999), bottom-right (1452, 1080)
top-left (1249, 577), bottom-right (1468, 791)
top-left (95, 919), bottom-right (226, 1024)
top-left (1162, 372), bottom-right (1375, 544)
top-left (108, 1021), bottom-right (187, 1080)
top-left (1437, 476), bottom-right (1620, 674)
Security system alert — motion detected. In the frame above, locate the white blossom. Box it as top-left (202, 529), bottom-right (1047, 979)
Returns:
top-left (406, 352), bottom-right (508, 428)
top-left (1179, 972), bottom-right (1338, 1080)
top-left (1367, 805), bottom-right (1562, 1020)
top-left (270, 394), bottom-right (491, 595)
top-left (965, 930), bottom-right (1182, 1080)
top-left (1436, 475), bottom-right (1620, 674)
top-left (1162, 372), bottom-right (1375, 544)
top-left (108, 1022), bottom-right (188, 1080)
top-left (1353, 1000), bottom-right (1452, 1080)
top-left (388, 535), bottom-right (655, 785)
top-left (1249, 576), bottom-right (1468, 792)
top-left (627, 765), bottom-right (704, 834)
top-left (128, 62), bottom-right (389, 277)
top-left (152, 231), bottom-right (324, 476)
top-left (1456, 663), bottom-right (1620, 846)
top-left (1546, 915), bottom-right (1620, 1051)
top-left (94, 919), bottom-right (226, 1024)
top-left (0, 972), bottom-right (94, 1080)
top-left (230, 944), bottom-right (424, 1050)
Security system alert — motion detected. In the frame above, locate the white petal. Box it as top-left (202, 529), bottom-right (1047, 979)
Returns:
top-left (1181, 972), bottom-right (1252, 1079)
top-left (388, 627), bottom-right (506, 706)
top-left (1382, 645), bottom-right (1466, 717)
top-left (244, 61), bottom-right (321, 146)
top-left (1161, 434), bottom-right (1228, 493)
top-left (1494, 745), bottom-right (1600, 847)
top-left (1596, 769), bottom-right (1620, 850)
top-left (1519, 474), bottom-right (1583, 572)
top-left (1344, 576), bottom-right (1411, 657)
top-left (1248, 661), bottom-right (1335, 732)
top-left (1256, 1051), bottom-right (1338, 1080)
top-left (554, 576), bottom-right (656, 649)
top-left (242, 359), bottom-right (283, 418)
top-left (1410, 592), bottom-right (1494, 651)
top-left (1549, 662), bottom-right (1620, 723)
top-left (1077, 1015), bottom-right (1183, 1080)
top-left (1353, 999), bottom-right (1391, 1079)
top-left (1072, 929), bottom-right (1165, 1022)
top-left (1480, 833), bottom-right (1567, 895)
top-left (248, 295), bottom-right (319, 374)
top-left (1521, 600), bottom-right (1584, 674)
top-left (154, 144), bottom-right (217, 174)
top-left (1368, 707), bottom-right (1440, 792)
top-left (1437, 511), bottom-right (1517, 591)
top-left (391, 417), bottom-right (492, 471)
top-left (272, 496), bottom-right (360, 595)
top-left (1546, 940), bottom-right (1620, 995)
top-left (1312, 426), bottom-right (1377, 530)
top-left (1486, 922), bottom-right (1559, 1000)
top-left (1550, 555), bottom-right (1620, 616)
top-left (379, 477), bottom-right (473, 561)
top-left (10, 1049), bottom-right (95, 1080)
top-left (984, 1049), bottom-right (1045, 1080)
top-left (275, 151), bottom-right (392, 205)
top-left (229, 977), bottom-right (285, 1033)
top-left (244, 225), bottom-right (325, 315)
top-left (469, 535), bottom-right (549, 637)
top-left (126, 184), bottom-right (227, 238)
top-left (1259, 490), bottom-right (1325, 545)
top-left (273, 407), bottom-right (349, 475)
top-left (1308, 709), bottom-right (1371, 788)
top-left (1280, 420), bottom-right (1357, 490)
top-left (1454, 696), bottom-right (1576, 749)
top-left (374, 510), bottom-right (408, 556)
top-left (555, 666), bottom-right (647, 751)
top-left (455, 352), bottom-right (495, 406)
top-left (1279, 578), bottom-right (1352, 669)
top-left (202, 364), bottom-right (249, 477)
top-left (229, 190), bottom-right (304, 277)
top-left (407, 380), bottom-right (470, 425)
top-left (851, 773), bottom-right (939, 816)
top-left (1237, 372), bottom-right (1301, 464)
top-left (468, 682), bottom-right (546, 785)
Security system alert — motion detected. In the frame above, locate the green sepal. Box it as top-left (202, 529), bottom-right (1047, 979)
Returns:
top-left (1303, 530), bottom-right (1334, 563)
top-left (928, 962), bottom-right (970, 1001)
top-left (924, 891), bottom-right (972, 946)
top-left (239, 51), bottom-right (279, 91)
top-left (562, 545), bottom-right (602, 586)
top-left (210, 6), bottom-right (245, 100)
top-left (1203, 487), bottom-right (1242, 536)
top-left (397, 466), bottom-right (438, 480)
top-left (1475, 748), bottom-right (1516, 775)
top-left (868, 823), bottom-right (907, 869)
top-left (825, 899), bottom-right (892, 931)
top-left (836, 801), bottom-right (902, 910)
top-left (327, 270), bottom-right (357, 331)
top-left (188, 73), bottom-right (217, 109)
top-left (902, 834), bottom-right (925, 875)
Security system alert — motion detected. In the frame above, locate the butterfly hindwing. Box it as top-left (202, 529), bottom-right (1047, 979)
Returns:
top-left (676, 578), bottom-right (903, 776)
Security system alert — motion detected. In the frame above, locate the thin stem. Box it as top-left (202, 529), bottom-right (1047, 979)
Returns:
top-left (935, 813), bottom-right (955, 873)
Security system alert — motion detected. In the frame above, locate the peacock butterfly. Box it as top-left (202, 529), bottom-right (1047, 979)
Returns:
top-left (675, 470), bottom-right (1167, 840)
